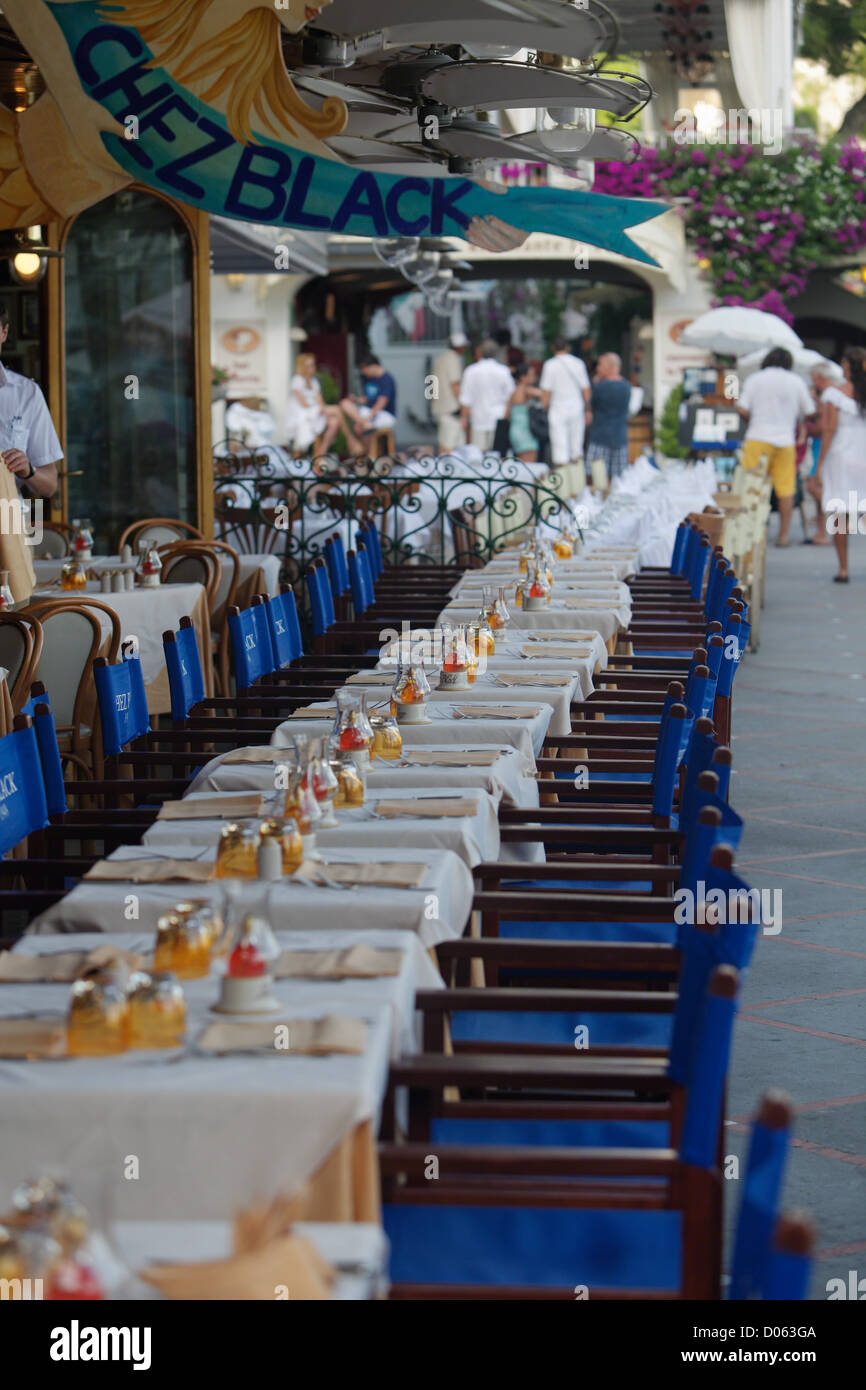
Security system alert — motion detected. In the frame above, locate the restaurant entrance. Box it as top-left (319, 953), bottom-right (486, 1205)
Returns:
top-left (47, 185), bottom-right (213, 548)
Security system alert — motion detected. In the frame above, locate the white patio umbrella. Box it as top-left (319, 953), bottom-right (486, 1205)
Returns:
top-left (736, 346), bottom-right (844, 383)
top-left (680, 307), bottom-right (802, 357)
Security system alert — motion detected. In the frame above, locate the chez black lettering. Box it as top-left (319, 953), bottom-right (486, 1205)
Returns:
top-left (0, 771), bottom-right (17, 800)
top-left (74, 25), bottom-right (475, 235)
top-left (156, 112), bottom-right (236, 200)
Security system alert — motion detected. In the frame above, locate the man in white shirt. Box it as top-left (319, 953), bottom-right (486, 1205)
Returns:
top-left (539, 336), bottom-right (592, 477)
top-left (459, 339), bottom-right (514, 451)
top-left (737, 347), bottom-right (814, 546)
top-left (431, 333), bottom-right (468, 454)
top-left (0, 302), bottom-right (61, 500)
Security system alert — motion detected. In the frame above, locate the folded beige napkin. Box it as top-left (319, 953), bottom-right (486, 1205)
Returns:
top-left (403, 749), bottom-right (499, 767)
top-left (494, 673), bottom-right (571, 687)
top-left (288, 707), bottom-right (336, 719)
top-left (345, 671), bottom-right (396, 685)
top-left (521, 645), bottom-right (592, 661)
top-left (140, 1234), bottom-right (335, 1301)
top-left (0, 1018), bottom-right (66, 1059)
top-left (274, 945), bottom-right (402, 979)
top-left (84, 858), bottom-right (216, 883)
top-left (0, 945), bottom-right (145, 983)
top-left (565, 598), bottom-right (623, 610)
top-left (197, 1015), bottom-right (367, 1056)
top-left (158, 794), bottom-right (266, 821)
top-left (374, 797), bottom-right (477, 819)
top-left (455, 705), bottom-right (540, 721)
top-left (294, 860), bottom-right (428, 888)
top-left (222, 747), bottom-right (293, 765)
top-left (528, 631), bottom-right (597, 643)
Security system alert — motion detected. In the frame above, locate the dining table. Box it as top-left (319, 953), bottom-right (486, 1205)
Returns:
top-left (26, 843), bottom-right (476, 950)
top-left (25, 579), bottom-right (213, 714)
top-left (185, 742), bottom-right (539, 810)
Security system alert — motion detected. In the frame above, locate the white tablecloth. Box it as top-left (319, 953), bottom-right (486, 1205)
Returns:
top-left (187, 744), bottom-right (539, 809)
top-left (437, 600), bottom-right (629, 643)
top-left (9, 926), bottom-right (440, 1060)
top-left (30, 581), bottom-right (206, 693)
top-left (27, 845), bottom-right (474, 949)
top-left (0, 985), bottom-right (392, 1223)
top-left (273, 699), bottom-right (553, 765)
top-left (141, 785), bottom-right (502, 870)
top-left (346, 672), bottom-right (577, 738)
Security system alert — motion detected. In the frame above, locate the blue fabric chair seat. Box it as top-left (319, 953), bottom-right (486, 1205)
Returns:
top-left (449, 1008), bottom-right (673, 1047)
top-left (499, 918), bottom-right (676, 944)
top-left (431, 1116), bottom-right (669, 1150)
top-left (384, 1204), bottom-right (681, 1289)
top-left (500, 875), bottom-right (655, 893)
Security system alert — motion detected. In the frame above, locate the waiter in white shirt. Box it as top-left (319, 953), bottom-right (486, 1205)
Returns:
top-left (459, 339), bottom-right (514, 451)
top-left (0, 302), bottom-right (61, 499)
top-left (539, 336), bottom-right (592, 480)
top-left (431, 332), bottom-right (468, 454)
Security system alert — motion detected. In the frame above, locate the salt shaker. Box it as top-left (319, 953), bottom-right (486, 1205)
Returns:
top-left (124, 569), bottom-right (134, 591)
top-left (256, 836), bottom-right (282, 882)
top-left (111, 572), bottom-right (124, 594)
top-left (100, 573), bottom-right (112, 594)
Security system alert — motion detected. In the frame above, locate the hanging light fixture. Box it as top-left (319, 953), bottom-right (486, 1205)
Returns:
top-left (1, 227), bottom-right (60, 285)
top-left (373, 236), bottom-right (422, 268)
top-left (538, 106), bottom-right (597, 154)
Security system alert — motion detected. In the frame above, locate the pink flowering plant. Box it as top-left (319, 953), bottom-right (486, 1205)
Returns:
top-left (594, 140), bottom-right (866, 324)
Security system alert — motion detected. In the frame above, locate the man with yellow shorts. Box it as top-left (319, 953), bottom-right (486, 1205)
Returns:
top-left (737, 347), bottom-right (814, 546)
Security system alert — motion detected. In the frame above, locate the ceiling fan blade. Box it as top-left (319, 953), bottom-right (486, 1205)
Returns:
top-left (316, 0), bottom-right (610, 61)
top-left (419, 61), bottom-right (647, 116)
top-left (518, 125), bottom-right (638, 160)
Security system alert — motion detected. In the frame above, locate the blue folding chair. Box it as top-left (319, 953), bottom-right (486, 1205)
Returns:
top-left (0, 716), bottom-right (49, 857)
top-left (381, 963), bottom-right (741, 1298)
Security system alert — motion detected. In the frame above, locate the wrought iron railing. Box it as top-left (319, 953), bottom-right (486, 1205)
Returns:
top-left (213, 444), bottom-right (581, 589)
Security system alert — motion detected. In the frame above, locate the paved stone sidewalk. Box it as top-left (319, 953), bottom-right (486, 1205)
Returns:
top-left (723, 535), bottom-right (866, 1300)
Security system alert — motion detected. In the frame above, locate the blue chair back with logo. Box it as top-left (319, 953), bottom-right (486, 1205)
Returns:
top-left (347, 548), bottom-right (372, 616)
top-left (277, 586), bottom-right (304, 663)
top-left (94, 654), bottom-right (151, 757)
top-left (361, 520), bottom-right (384, 578)
top-left (652, 703), bottom-right (691, 819)
top-left (669, 852), bottom-right (759, 1087)
top-left (306, 563), bottom-right (335, 639)
top-left (729, 1093), bottom-right (793, 1301)
top-left (266, 591), bottom-right (301, 669)
top-left (20, 686), bottom-right (67, 816)
top-left (163, 617), bottom-right (205, 721)
top-left (325, 535), bottom-right (350, 598)
top-left (228, 602), bottom-right (276, 691)
top-left (688, 536), bottom-right (711, 601)
top-left (0, 716), bottom-right (49, 855)
top-left (679, 964), bottom-right (740, 1167)
top-left (671, 521), bottom-right (691, 576)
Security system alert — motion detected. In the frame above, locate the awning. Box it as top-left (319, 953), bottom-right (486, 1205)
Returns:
top-left (209, 218), bottom-right (328, 277)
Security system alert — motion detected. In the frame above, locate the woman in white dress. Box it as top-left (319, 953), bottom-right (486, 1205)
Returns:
top-left (817, 348), bottom-right (866, 583)
top-left (285, 353), bottom-right (341, 456)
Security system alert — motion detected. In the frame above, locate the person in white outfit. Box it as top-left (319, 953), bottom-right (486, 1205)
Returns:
top-left (539, 336), bottom-right (592, 476)
top-left (285, 353), bottom-right (341, 455)
top-left (816, 347), bottom-right (866, 583)
top-left (431, 333), bottom-right (468, 454)
top-left (459, 339), bottom-right (514, 451)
